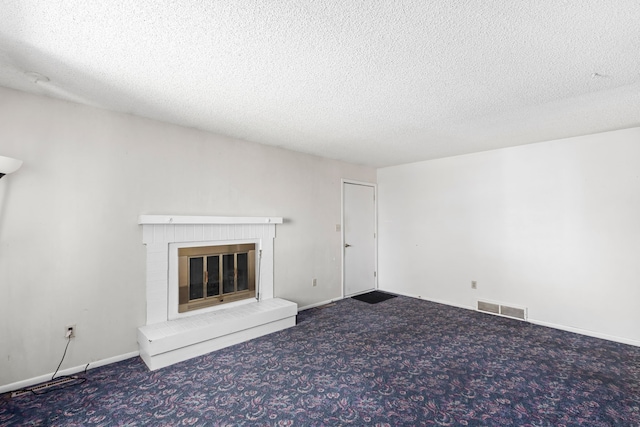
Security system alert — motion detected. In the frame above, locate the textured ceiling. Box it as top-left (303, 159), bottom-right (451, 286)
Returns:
top-left (1, 1), bottom-right (639, 167)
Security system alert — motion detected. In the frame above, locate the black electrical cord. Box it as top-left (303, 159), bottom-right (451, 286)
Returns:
top-left (51, 335), bottom-right (72, 381)
top-left (29, 376), bottom-right (86, 395)
top-left (9, 336), bottom-right (88, 397)
top-left (30, 336), bottom-right (87, 395)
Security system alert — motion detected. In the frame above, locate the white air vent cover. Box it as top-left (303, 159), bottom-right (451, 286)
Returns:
top-left (477, 301), bottom-right (500, 314)
top-left (477, 300), bottom-right (527, 321)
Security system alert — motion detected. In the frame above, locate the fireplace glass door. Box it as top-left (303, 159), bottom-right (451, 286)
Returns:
top-left (178, 244), bottom-right (256, 313)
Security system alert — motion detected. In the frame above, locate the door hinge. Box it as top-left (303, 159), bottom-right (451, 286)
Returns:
top-left (374, 271), bottom-right (377, 277)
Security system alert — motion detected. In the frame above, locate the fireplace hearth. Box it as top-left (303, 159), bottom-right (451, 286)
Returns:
top-left (137, 215), bottom-right (297, 370)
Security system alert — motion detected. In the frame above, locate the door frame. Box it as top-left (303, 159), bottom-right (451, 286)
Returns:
top-left (341, 179), bottom-right (378, 299)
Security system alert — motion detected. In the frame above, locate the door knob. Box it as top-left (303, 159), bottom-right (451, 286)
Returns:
top-left (344, 243), bottom-right (352, 248)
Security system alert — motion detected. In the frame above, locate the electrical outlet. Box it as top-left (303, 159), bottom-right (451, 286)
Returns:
top-left (65, 325), bottom-right (76, 338)
top-left (471, 281), bottom-right (477, 290)
top-left (312, 278), bottom-right (317, 287)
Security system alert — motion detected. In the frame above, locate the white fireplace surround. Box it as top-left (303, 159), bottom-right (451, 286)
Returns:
top-left (137, 215), bottom-right (297, 370)
top-left (139, 214), bottom-right (282, 324)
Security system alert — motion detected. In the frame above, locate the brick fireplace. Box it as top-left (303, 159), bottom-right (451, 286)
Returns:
top-left (137, 215), bottom-right (297, 370)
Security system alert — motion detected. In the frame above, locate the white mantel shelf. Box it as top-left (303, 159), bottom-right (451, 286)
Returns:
top-left (139, 215), bottom-right (283, 225)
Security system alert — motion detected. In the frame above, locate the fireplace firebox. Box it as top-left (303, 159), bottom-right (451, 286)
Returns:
top-left (178, 243), bottom-right (256, 313)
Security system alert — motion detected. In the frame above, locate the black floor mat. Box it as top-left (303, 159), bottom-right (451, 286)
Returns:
top-left (351, 291), bottom-right (397, 304)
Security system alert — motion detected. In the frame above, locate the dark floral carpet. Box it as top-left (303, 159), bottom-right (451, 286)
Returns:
top-left (2, 296), bottom-right (639, 426)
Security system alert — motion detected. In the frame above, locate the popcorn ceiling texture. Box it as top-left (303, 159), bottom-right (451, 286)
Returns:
top-left (0, 1), bottom-right (639, 167)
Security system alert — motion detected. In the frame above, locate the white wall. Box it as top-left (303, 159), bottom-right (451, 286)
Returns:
top-left (378, 128), bottom-right (640, 346)
top-left (0, 87), bottom-right (375, 387)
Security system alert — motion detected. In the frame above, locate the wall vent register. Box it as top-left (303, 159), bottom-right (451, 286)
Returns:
top-left (178, 244), bottom-right (256, 313)
top-left (477, 300), bottom-right (527, 321)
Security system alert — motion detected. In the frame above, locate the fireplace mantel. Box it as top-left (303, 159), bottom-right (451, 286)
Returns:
top-left (139, 214), bottom-right (284, 325)
top-left (138, 214), bottom-right (296, 370)
top-left (138, 215), bottom-right (283, 225)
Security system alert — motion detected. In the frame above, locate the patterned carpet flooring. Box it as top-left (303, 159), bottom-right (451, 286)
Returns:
top-left (1, 296), bottom-right (639, 426)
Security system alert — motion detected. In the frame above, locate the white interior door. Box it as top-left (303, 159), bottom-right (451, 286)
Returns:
top-left (343, 182), bottom-right (376, 296)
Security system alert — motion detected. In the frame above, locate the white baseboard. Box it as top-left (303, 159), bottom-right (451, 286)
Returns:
top-left (528, 319), bottom-right (640, 348)
top-left (383, 289), bottom-right (476, 311)
top-left (298, 298), bottom-right (342, 311)
top-left (381, 289), bottom-right (640, 348)
top-left (0, 351), bottom-right (139, 395)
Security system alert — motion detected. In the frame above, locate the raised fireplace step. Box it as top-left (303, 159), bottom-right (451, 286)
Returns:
top-left (137, 298), bottom-right (297, 370)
